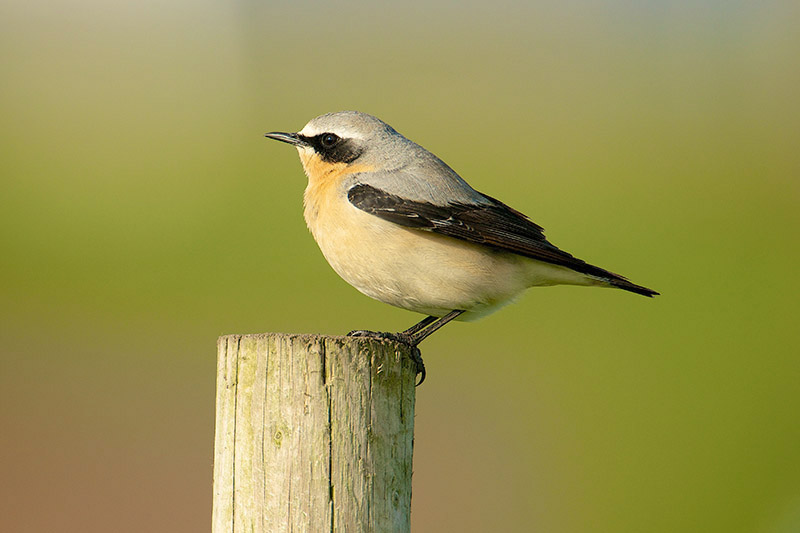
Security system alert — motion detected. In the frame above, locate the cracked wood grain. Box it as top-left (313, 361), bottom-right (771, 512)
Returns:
top-left (212, 333), bottom-right (417, 533)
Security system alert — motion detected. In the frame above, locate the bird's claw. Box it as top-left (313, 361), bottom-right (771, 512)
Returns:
top-left (346, 330), bottom-right (426, 386)
top-left (408, 345), bottom-right (426, 386)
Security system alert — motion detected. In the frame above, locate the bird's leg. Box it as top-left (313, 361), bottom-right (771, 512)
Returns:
top-left (346, 310), bottom-right (464, 385)
top-left (347, 311), bottom-right (461, 346)
top-left (346, 315), bottom-right (435, 343)
top-left (400, 315), bottom-right (438, 336)
top-left (407, 310), bottom-right (465, 345)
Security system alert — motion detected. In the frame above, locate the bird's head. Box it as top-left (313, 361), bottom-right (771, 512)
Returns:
top-left (265, 111), bottom-right (412, 183)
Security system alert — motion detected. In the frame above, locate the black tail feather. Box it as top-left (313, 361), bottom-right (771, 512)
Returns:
top-left (575, 261), bottom-right (659, 298)
top-left (608, 278), bottom-right (659, 297)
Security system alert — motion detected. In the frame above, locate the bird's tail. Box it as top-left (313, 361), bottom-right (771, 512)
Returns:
top-left (574, 261), bottom-right (659, 297)
top-left (606, 277), bottom-right (659, 297)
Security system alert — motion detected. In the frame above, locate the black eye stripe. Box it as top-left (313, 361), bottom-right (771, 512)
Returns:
top-left (299, 132), bottom-right (363, 164)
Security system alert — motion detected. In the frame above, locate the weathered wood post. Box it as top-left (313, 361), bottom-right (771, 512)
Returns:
top-left (212, 333), bottom-right (418, 533)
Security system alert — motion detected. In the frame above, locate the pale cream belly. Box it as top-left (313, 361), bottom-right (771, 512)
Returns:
top-left (304, 187), bottom-right (594, 319)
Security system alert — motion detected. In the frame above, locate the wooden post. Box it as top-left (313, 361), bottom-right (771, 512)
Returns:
top-left (212, 333), bottom-right (418, 533)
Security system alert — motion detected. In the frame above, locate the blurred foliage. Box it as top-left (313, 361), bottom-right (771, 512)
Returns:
top-left (1, 1), bottom-right (799, 532)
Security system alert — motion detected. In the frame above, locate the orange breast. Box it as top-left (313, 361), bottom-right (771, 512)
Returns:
top-left (300, 150), bottom-right (372, 223)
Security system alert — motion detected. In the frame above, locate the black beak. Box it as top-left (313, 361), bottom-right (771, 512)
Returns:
top-left (264, 131), bottom-right (308, 147)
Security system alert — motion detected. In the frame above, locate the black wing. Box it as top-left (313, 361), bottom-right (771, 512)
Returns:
top-left (347, 183), bottom-right (658, 297)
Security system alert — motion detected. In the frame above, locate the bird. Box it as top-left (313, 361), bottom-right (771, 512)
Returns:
top-left (265, 111), bottom-right (658, 359)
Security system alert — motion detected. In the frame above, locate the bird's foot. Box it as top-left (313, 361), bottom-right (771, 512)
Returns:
top-left (346, 330), bottom-right (426, 386)
top-left (347, 329), bottom-right (411, 344)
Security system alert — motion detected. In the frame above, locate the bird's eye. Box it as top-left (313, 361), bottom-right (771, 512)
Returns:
top-left (320, 133), bottom-right (340, 148)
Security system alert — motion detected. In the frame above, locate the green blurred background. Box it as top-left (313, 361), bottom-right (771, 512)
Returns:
top-left (2, 1), bottom-right (798, 531)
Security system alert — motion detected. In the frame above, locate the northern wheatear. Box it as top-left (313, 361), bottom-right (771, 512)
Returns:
top-left (265, 111), bottom-right (658, 350)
